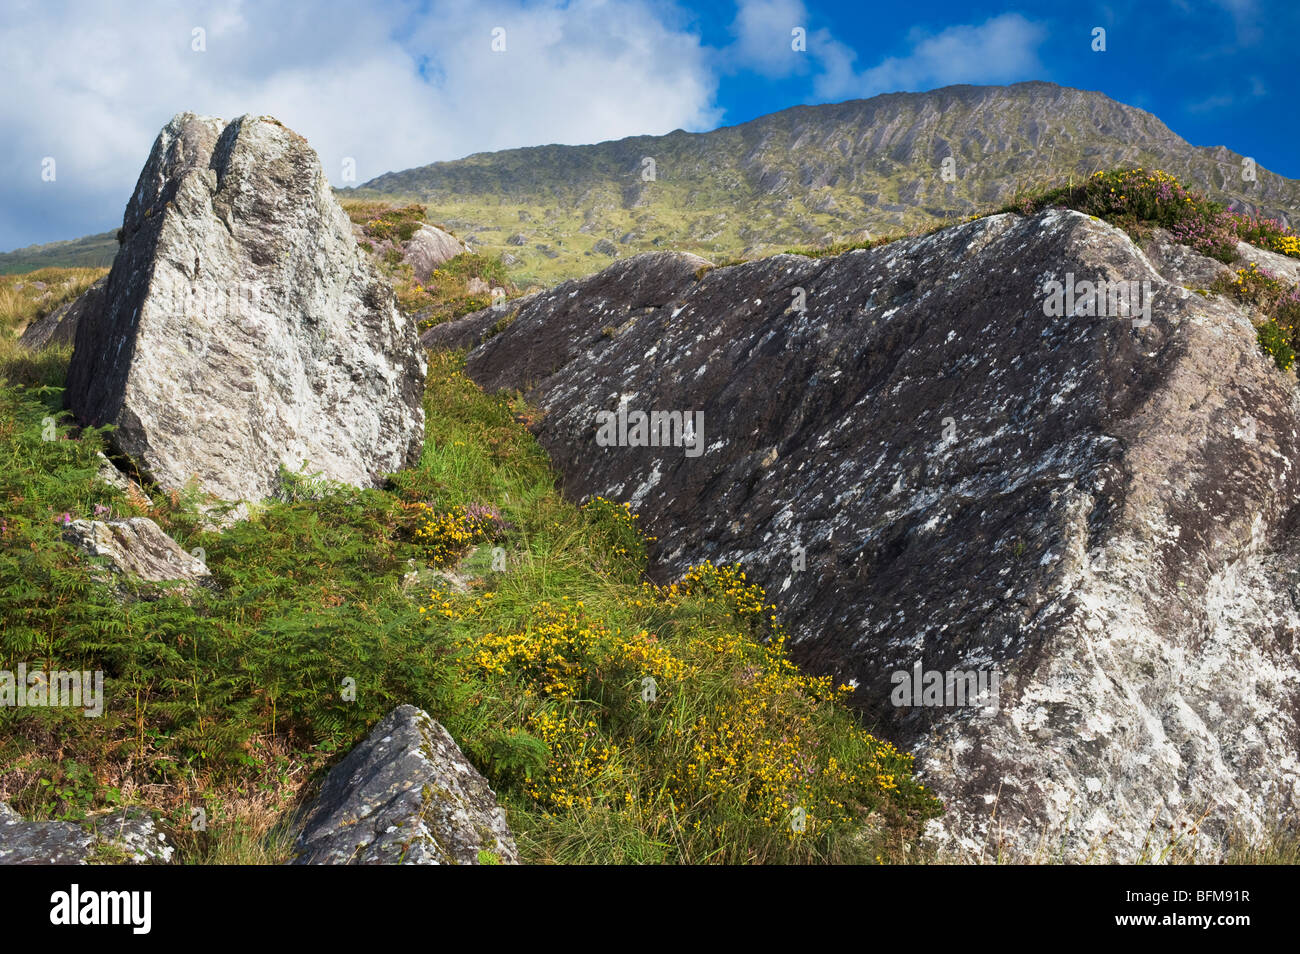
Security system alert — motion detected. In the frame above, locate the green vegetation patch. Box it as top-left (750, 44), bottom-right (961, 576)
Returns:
top-left (1001, 168), bottom-right (1300, 264)
top-left (0, 348), bottom-right (939, 864)
top-left (1211, 261), bottom-right (1300, 371)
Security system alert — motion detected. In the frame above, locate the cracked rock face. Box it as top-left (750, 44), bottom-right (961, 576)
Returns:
top-left (63, 517), bottom-right (210, 596)
top-left (0, 804), bottom-right (173, 865)
top-left (441, 211), bottom-right (1300, 861)
top-left (64, 113), bottom-right (426, 502)
top-left (293, 705), bottom-right (519, 865)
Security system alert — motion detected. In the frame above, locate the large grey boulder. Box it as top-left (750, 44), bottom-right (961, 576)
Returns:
top-left (293, 705), bottom-right (519, 865)
top-left (18, 276), bottom-right (107, 350)
top-left (63, 517), bottom-right (210, 593)
top-left (64, 113), bottom-right (426, 502)
top-left (434, 212), bottom-right (1300, 861)
top-left (0, 804), bottom-right (173, 865)
top-left (402, 224), bottom-right (466, 283)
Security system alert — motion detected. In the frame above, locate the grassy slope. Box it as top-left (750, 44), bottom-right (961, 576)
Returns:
top-left (0, 233), bottom-right (118, 275)
top-left (0, 268), bottom-right (108, 339)
top-left (0, 344), bottom-right (938, 864)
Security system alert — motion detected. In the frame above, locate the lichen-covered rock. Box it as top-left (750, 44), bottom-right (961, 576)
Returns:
top-left (1140, 228), bottom-right (1230, 292)
top-left (93, 451), bottom-right (135, 493)
top-left (19, 276), bottom-right (107, 351)
top-left (1140, 227), bottom-right (1300, 292)
top-left (63, 517), bottom-right (210, 594)
top-left (84, 811), bottom-right (175, 864)
top-left (1235, 240), bottom-right (1300, 285)
top-left (0, 805), bottom-right (173, 865)
top-left (0, 807), bottom-right (93, 865)
top-left (293, 704), bottom-right (518, 865)
top-left (403, 224), bottom-right (466, 283)
top-left (437, 211), bottom-right (1300, 861)
top-left (64, 113), bottom-right (426, 502)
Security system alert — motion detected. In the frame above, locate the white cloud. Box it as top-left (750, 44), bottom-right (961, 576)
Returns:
top-left (0, 0), bottom-right (720, 249)
top-left (723, 0), bottom-right (860, 89)
top-left (726, 0), bottom-right (812, 78)
top-left (1185, 73), bottom-right (1268, 113)
top-left (1208, 0), bottom-right (1263, 43)
top-left (720, 6), bottom-right (1047, 110)
top-left (811, 13), bottom-right (1048, 100)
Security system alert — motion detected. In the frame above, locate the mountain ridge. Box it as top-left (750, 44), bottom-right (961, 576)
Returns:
top-left (345, 81), bottom-right (1299, 283)
top-left (7, 83), bottom-right (1297, 282)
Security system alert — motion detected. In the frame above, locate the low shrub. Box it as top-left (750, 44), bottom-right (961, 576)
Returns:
top-left (1211, 261), bottom-right (1300, 371)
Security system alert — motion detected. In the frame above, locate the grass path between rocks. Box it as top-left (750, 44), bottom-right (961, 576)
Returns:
top-left (0, 346), bottom-right (940, 864)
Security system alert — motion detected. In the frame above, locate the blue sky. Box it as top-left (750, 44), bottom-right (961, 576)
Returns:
top-left (0, 0), bottom-right (1294, 251)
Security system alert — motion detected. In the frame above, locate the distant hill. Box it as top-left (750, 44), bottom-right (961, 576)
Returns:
top-left (346, 81), bottom-right (1300, 283)
top-left (0, 231), bottom-right (117, 275)
top-left (12, 82), bottom-right (1298, 285)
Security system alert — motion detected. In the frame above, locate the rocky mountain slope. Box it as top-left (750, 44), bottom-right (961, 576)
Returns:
top-left (6, 112), bottom-right (939, 867)
top-left (6, 101), bottom-right (1300, 866)
top-left (430, 211), bottom-right (1300, 861)
top-left (14, 83), bottom-right (1297, 286)
top-left (354, 82), bottom-right (1300, 282)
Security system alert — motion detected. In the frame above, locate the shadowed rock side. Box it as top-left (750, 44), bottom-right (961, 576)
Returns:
top-left (64, 112), bottom-right (426, 502)
top-left (18, 276), bottom-right (107, 350)
top-left (437, 213), bottom-right (1300, 860)
top-left (293, 705), bottom-right (519, 865)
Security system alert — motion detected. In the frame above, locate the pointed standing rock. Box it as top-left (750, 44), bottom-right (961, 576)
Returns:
top-left (293, 705), bottom-right (519, 865)
top-left (65, 113), bottom-right (426, 502)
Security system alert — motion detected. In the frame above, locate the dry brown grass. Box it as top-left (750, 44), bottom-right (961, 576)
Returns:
top-left (0, 266), bottom-right (107, 339)
top-left (0, 339), bottom-right (72, 388)
top-left (164, 735), bottom-right (325, 865)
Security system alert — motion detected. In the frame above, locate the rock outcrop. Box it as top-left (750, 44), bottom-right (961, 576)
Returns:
top-left (0, 804), bottom-right (173, 865)
top-left (432, 212), bottom-right (1300, 861)
top-left (402, 225), bottom-right (466, 283)
top-left (293, 705), bottom-right (519, 865)
top-left (63, 517), bottom-right (211, 596)
top-left (93, 451), bottom-right (135, 493)
top-left (18, 277), bottom-right (107, 350)
top-left (64, 113), bottom-right (426, 502)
